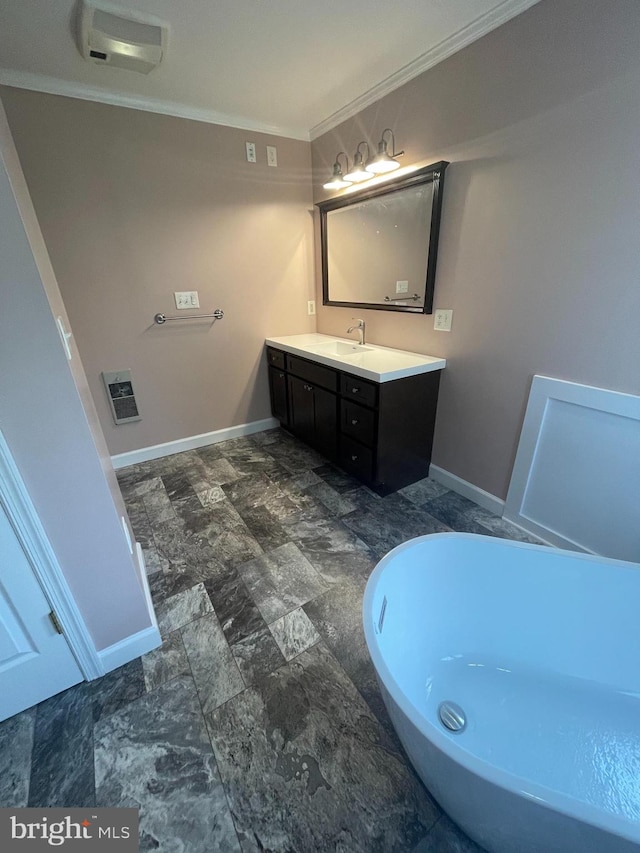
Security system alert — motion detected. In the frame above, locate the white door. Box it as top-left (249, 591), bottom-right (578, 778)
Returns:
top-left (0, 500), bottom-right (83, 721)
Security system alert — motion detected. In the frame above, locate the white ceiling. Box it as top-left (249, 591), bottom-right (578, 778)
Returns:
top-left (0, 0), bottom-right (541, 140)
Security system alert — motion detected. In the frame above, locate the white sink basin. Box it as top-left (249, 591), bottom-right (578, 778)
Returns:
top-left (265, 334), bottom-right (446, 382)
top-left (308, 341), bottom-right (374, 356)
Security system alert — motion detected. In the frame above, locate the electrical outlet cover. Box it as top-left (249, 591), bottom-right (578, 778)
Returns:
top-left (396, 280), bottom-right (409, 293)
top-left (174, 291), bottom-right (200, 309)
top-left (434, 309), bottom-right (453, 331)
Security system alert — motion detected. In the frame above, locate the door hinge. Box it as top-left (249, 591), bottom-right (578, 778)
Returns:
top-left (49, 610), bottom-right (64, 635)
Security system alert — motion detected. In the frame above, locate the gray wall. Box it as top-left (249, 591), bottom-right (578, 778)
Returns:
top-left (312, 0), bottom-right (640, 499)
top-left (0, 91), bottom-right (315, 456)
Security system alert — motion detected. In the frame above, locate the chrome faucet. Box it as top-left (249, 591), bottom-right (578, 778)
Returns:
top-left (347, 318), bottom-right (366, 345)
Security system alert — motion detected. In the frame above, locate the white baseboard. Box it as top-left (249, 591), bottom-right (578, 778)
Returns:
top-left (429, 464), bottom-right (505, 516)
top-left (98, 624), bottom-right (161, 675)
top-left (111, 417), bottom-right (279, 469)
top-left (95, 543), bottom-right (161, 677)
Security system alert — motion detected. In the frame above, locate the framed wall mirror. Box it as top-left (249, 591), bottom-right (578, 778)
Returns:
top-left (317, 161), bottom-right (449, 314)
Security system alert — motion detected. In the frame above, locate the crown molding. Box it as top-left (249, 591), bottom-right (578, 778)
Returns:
top-left (0, 68), bottom-right (311, 141)
top-left (309, 0), bottom-right (541, 140)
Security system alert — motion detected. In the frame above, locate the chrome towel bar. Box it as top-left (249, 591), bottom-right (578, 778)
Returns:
top-left (384, 294), bottom-right (420, 303)
top-left (154, 309), bottom-right (224, 325)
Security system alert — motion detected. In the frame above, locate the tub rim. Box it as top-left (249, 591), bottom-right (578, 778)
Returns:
top-left (362, 531), bottom-right (640, 844)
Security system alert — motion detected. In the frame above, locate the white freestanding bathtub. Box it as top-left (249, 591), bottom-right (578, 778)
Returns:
top-left (363, 533), bottom-right (640, 853)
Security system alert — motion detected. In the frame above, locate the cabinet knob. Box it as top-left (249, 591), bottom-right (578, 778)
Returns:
top-left (351, 418), bottom-right (359, 425)
top-left (351, 387), bottom-right (359, 394)
top-left (351, 454), bottom-right (358, 462)
top-left (304, 384), bottom-right (313, 391)
top-left (279, 373), bottom-right (284, 378)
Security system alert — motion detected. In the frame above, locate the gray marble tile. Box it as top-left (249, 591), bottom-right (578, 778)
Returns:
top-left (207, 642), bottom-right (439, 853)
top-left (141, 544), bottom-right (169, 576)
top-left (204, 563), bottom-right (267, 645)
top-left (142, 486), bottom-right (177, 525)
top-left (265, 438), bottom-right (326, 474)
top-left (29, 683), bottom-right (95, 808)
top-left (196, 455), bottom-right (243, 486)
top-left (465, 505), bottom-right (544, 544)
top-left (124, 499), bottom-right (154, 549)
top-left (269, 607), bottom-right (321, 661)
top-left (250, 428), bottom-right (281, 447)
top-left (313, 462), bottom-right (363, 493)
top-left (95, 675), bottom-right (240, 852)
top-left (280, 514), bottom-right (376, 584)
top-left (162, 471), bottom-right (196, 502)
top-left (91, 658), bottom-right (146, 723)
top-left (344, 493), bottom-right (450, 559)
top-left (231, 627), bottom-right (286, 686)
top-left (237, 542), bottom-right (328, 624)
top-left (303, 577), bottom-right (395, 740)
top-left (276, 469), bottom-right (323, 494)
top-left (208, 527), bottom-right (264, 569)
top-left (0, 707), bottom-right (35, 807)
top-left (414, 814), bottom-right (486, 852)
top-left (196, 444), bottom-right (224, 464)
top-left (181, 613), bottom-right (245, 714)
top-left (197, 485), bottom-right (226, 507)
top-left (141, 630), bottom-right (190, 691)
top-left (155, 583), bottom-right (213, 636)
top-left (222, 472), bottom-right (286, 510)
top-left (400, 476), bottom-right (450, 506)
top-left (307, 480), bottom-right (357, 517)
top-left (422, 492), bottom-right (493, 536)
top-left (239, 504), bottom-right (290, 551)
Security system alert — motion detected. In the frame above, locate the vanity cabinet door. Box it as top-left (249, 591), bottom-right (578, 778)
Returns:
top-left (268, 366), bottom-right (289, 427)
top-left (288, 375), bottom-right (337, 461)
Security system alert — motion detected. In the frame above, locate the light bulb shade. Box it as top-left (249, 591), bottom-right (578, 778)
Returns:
top-left (366, 131), bottom-right (402, 174)
top-left (344, 144), bottom-right (372, 182)
top-left (343, 163), bottom-right (370, 182)
top-left (366, 156), bottom-right (401, 174)
top-left (366, 140), bottom-right (400, 174)
top-left (323, 155), bottom-right (352, 190)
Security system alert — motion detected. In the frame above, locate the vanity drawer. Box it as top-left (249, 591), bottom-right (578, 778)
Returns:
top-left (341, 400), bottom-right (376, 447)
top-left (287, 355), bottom-right (338, 392)
top-left (266, 347), bottom-right (285, 370)
top-left (339, 436), bottom-right (374, 482)
top-left (340, 373), bottom-right (378, 408)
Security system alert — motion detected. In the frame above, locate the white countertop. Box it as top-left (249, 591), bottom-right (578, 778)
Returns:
top-left (265, 334), bottom-right (446, 383)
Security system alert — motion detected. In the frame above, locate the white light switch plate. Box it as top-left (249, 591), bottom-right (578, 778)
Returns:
top-left (396, 280), bottom-right (409, 294)
top-left (174, 291), bottom-right (200, 309)
top-left (434, 308), bottom-right (453, 331)
top-left (266, 145), bottom-right (278, 167)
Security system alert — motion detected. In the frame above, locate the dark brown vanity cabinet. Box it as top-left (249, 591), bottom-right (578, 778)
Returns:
top-left (266, 347), bottom-right (441, 495)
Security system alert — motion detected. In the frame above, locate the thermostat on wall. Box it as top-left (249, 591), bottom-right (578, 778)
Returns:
top-left (102, 370), bottom-right (141, 424)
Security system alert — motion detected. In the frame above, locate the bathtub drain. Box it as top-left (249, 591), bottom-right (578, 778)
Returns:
top-left (438, 701), bottom-right (467, 733)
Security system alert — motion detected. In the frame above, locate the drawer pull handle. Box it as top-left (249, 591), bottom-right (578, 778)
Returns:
top-left (304, 384), bottom-right (313, 391)
top-left (351, 387), bottom-right (359, 394)
top-left (351, 454), bottom-right (358, 462)
top-left (279, 373), bottom-right (285, 378)
top-left (351, 418), bottom-right (359, 425)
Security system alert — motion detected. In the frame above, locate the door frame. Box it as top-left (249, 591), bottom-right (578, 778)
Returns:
top-left (0, 429), bottom-right (102, 680)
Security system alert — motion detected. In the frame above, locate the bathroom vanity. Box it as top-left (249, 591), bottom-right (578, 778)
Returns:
top-left (265, 334), bottom-right (445, 495)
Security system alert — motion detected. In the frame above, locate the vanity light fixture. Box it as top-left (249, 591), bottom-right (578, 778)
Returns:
top-left (323, 152), bottom-right (352, 190)
top-left (366, 128), bottom-right (404, 174)
top-left (344, 141), bottom-right (371, 183)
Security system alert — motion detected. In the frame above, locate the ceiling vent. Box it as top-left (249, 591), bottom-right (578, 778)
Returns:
top-left (77, 1), bottom-right (166, 74)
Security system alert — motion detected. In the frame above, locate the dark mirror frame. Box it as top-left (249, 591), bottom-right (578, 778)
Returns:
top-left (317, 161), bottom-right (449, 314)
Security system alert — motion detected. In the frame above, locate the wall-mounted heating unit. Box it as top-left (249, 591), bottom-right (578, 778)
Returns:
top-left (102, 370), bottom-right (141, 424)
top-left (77, 0), bottom-right (166, 74)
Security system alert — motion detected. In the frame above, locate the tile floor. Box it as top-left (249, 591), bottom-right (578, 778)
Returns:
top-left (0, 428), bottom-right (535, 851)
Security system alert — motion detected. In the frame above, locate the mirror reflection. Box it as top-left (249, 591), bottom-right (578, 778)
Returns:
top-left (318, 162), bottom-right (448, 314)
